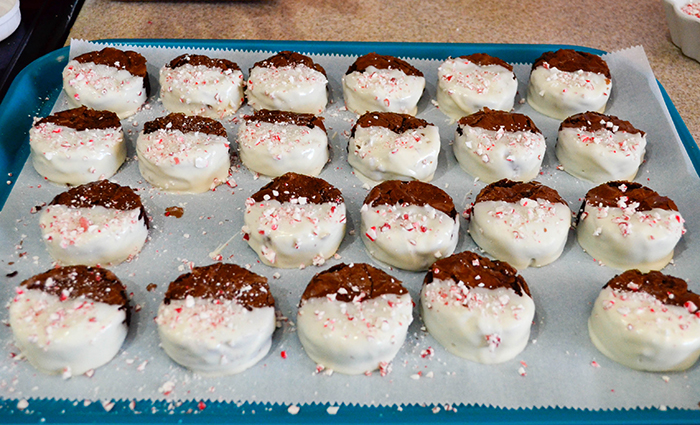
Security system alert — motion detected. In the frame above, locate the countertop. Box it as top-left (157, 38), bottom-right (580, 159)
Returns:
top-left (66, 0), bottom-right (699, 145)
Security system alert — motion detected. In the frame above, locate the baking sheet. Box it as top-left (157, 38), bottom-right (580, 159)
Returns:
top-left (0, 40), bottom-right (699, 411)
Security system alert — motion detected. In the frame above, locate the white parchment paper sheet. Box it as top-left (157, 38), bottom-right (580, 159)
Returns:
top-left (0, 40), bottom-right (699, 410)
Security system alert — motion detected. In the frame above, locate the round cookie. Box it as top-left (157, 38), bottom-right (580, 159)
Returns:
top-left (156, 263), bottom-right (276, 376)
top-left (527, 49), bottom-right (612, 120)
top-left (342, 52), bottom-right (425, 116)
top-left (421, 250), bottom-right (535, 364)
top-left (62, 47), bottom-right (149, 119)
top-left (360, 180), bottom-right (459, 271)
top-left (39, 180), bottom-right (149, 266)
top-left (348, 112), bottom-right (440, 186)
top-left (453, 108), bottom-right (546, 183)
top-left (237, 109), bottom-right (328, 177)
top-left (437, 53), bottom-right (518, 121)
top-left (556, 111), bottom-right (646, 183)
top-left (469, 179), bottom-right (571, 269)
top-left (242, 172), bottom-right (346, 268)
top-left (296, 263), bottom-right (413, 374)
top-left (246, 51), bottom-right (328, 115)
top-left (576, 181), bottom-right (685, 271)
top-left (136, 113), bottom-right (231, 193)
top-left (9, 266), bottom-right (129, 376)
top-left (159, 53), bottom-right (245, 119)
top-left (29, 106), bottom-right (125, 185)
top-left (588, 270), bottom-right (700, 372)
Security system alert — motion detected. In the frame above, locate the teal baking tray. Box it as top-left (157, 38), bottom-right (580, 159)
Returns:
top-left (0, 39), bottom-right (698, 424)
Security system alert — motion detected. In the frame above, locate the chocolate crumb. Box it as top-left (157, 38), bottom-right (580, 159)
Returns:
top-left (146, 283), bottom-right (157, 292)
top-left (6, 271), bottom-right (18, 278)
top-left (165, 206), bottom-right (184, 218)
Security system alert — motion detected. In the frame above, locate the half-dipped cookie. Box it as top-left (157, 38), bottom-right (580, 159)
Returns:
top-left (557, 111), bottom-right (646, 183)
top-left (136, 113), bottom-right (230, 193)
top-left (437, 53), bottom-right (518, 120)
top-left (159, 53), bottom-right (245, 118)
top-left (9, 266), bottom-right (129, 376)
top-left (156, 263), bottom-right (276, 376)
top-left (29, 106), bottom-right (125, 185)
top-left (421, 251), bottom-right (535, 364)
top-left (297, 263), bottom-right (413, 374)
top-left (237, 109), bottom-right (328, 177)
top-left (343, 53), bottom-right (425, 116)
top-left (360, 180), bottom-right (459, 271)
top-left (588, 270), bottom-right (700, 371)
top-left (576, 181), bottom-right (685, 271)
top-left (527, 49), bottom-right (612, 120)
top-left (454, 108), bottom-right (546, 183)
top-left (348, 112), bottom-right (440, 186)
top-left (242, 172), bottom-right (346, 268)
top-left (469, 179), bottom-right (571, 269)
top-left (246, 51), bottom-right (328, 115)
top-left (39, 180), bottom-right (149, 266)
top-left (62, 47), bottom-right (149, 119)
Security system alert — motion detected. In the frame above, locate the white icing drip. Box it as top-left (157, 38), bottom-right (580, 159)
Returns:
top-left (588, 287), bottom-right (700, 371)
top-left (237, 120), bottom-right (328, 177)
top-left (453, 125), bottom-right (546, 183)
top-left (577, 203), bottom-right (685, 271)
top-left (39, 204), bottom-right (148, 266)
top-left (29, 122), bottom-right (126, 185)
top-left (421, 279), bottom-right (535, 364)
top-left (62, 60), bottom-right (146, 119)
top-left (9, 288), bottom-right (127, 376)
top-left (156, 298), bottom-right (275, 376)
top-left (243, 198), bottom-right (346, 268)
top-left (360, 203), bottom-right (459, 271)
top-left (159, 64), bottom-right (245, 119)
top-left (348, 124), bottom-right (440, 186)
top-left (136, 129), bottom-right (230, 193)
top-left (342, 67), bottom-right (425, 116)
top-left (437, 58), bottom-right (518, 120)
top-left (469, 199), bottom-right (571, 269)
top-left (297, 293), bottom-right (413, 374)
top-left (556, 127), bottom-right (646, 183)
top-left (246, 64), bottom-right (327, 114)
top-left (526, 66), bottom-right (611, 120)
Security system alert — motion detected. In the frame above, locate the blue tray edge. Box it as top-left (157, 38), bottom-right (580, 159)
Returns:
top-left (0, 39), bottom-right (698, 424)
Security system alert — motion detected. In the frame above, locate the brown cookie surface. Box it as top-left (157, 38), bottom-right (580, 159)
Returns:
top-left (301, 263), bottom-right (407, 303)
top-left (457, 108), bottom-right (541, 134)
top-left (351, 112), bottom-right (430, 138)
top-left (251, 51), bottom-right (327, 77)
top-left (605, 270), bottom-right (700, 312)
top-left (583, 181), bottom-right (678, 212)
top-left (36, 106), bottom-right (121, 131)
top-left (346, 52), bottom-right (423, 77)
top-left (559, 111), bottom-right (644, 136)
top-left (142, 113), bottom-right (227, 138)
top-left (250, 172), bottom-right (343, 205)
top-left (424, 251), bottom-right (531, 298)
top-left (49, 180), bottom-right (147, 226)
top-left (21, 265), bottom-right (128, 307)
top-left (475, 179), bottom-right (567, 206)
top-left (363, 180), bottom-right (456, 219)
top-left (532, 49), bottom-right (611, 79)
top-left (457, 53), bottom-right (514, 72)
top-left (166, 54), bottom-right (241, 72)
top-left (246, 109), bottom-right (326, 132)
top-left (164, 263), bottom-right (274, 310)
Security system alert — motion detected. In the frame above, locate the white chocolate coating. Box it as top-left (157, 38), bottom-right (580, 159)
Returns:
top-left (297, 293), bottom-right (413, 374)
top-left (62, 60), bottom-right (147, 119)
top-left (588, 287), bottom-right (700, 371)
top-left (342, 67), bottom-right (425, 116)
top-left (437, 58), bottom-right (518, 121)
top-left (39, 204), bottom-right (148, 266)
top-left (246, 65), bottom-right (327, 114)
top-left (453, 125), bottom-right (546, 183)
top-left (136, 129), bottom-right (230, 193)
top-left (156, 297), bottom-right (275, 376)
top-left (360, 203), bottom-right (459, 271)
top-left (348, 124), bottom-right (440, 186)
top-left (29, 122), bottom-right (125, 185)
top-left (556, 127), bottom-right (646, 184)
top-left (9, 288), bottom-right (127, 376)
top-left (527, 66), bottom-right (611, 120)
top-left (421, 278), bottom-right (535, 364)
top-left (159, 64), bottom-right (245, 119)
top-left (237, 120), bottom-right (328, 177)
top-left (577, 202), bottom-right (685, 271)
top-left (469, 199), bottom-right (571, 269)
top-left (242, 198), bottom-right (346, 268)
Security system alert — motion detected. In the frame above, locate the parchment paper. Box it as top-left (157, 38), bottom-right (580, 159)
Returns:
top-left (0, 40), bottom-right (698, 410)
